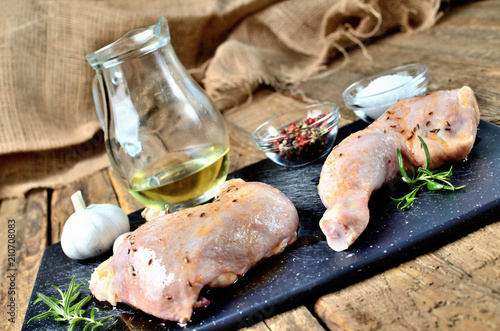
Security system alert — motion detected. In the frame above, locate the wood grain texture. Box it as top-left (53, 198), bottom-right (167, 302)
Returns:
top-left (315, 221), bottom-right (500, 330)
top-left (242, 306), bottom-right (326, 331)
top-left (264, 306), bottom-right (326, 331)
top-left (242, 321), bottom-right (271, 331)
top-left (223, 89), bottom-right (309, 134)
top-left (0, 190), bottom-right (48, 331)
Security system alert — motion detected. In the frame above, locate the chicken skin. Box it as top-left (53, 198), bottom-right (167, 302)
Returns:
top-left (318, 86), bottom-right (480, 251)
top-left (90, 179), bottom-right (299, 324)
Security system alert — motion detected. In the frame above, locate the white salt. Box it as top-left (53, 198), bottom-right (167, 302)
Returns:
top-left (354, 74), bottom-right (414, 119)
top-left (356, 74), bottom-right (413, 102)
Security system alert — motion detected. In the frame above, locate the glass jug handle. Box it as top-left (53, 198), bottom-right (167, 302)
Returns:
top-left (92, 74), bottom-right (106, 130)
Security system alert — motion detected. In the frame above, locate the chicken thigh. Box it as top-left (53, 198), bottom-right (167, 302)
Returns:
top-left (90, 179), bottom-right (299, 324)
top-left (318, 86), bottom-right (480, 251)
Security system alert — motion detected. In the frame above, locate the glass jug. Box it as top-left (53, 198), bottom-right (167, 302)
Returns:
top-left (86, 17), bottom-right (229, 212)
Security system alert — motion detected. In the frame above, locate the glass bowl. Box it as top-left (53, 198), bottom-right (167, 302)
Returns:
top-left (252, 102), bottom-right (340, 167)
top-left (342, 63), bottom-right (429, 123)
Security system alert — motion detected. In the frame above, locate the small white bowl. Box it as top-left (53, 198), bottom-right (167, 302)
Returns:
top-left (252, 102), bottom-right (340, 167)
top-left (342, 64), bottom-right (429, 123)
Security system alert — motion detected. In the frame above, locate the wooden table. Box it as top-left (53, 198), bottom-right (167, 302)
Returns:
top-left (2, 1), bottom-right (499, 330)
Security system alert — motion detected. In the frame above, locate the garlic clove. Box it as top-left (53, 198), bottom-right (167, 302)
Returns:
top-left (141, 207), bottom-right (168, 222)
top-left (61, 191), bottom-right (130, 260)
top-left (113, 231), bottom-right (131, 254)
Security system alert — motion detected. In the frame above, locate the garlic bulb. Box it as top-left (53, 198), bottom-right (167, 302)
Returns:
top-left (61, 191), bottom-right (130, 260)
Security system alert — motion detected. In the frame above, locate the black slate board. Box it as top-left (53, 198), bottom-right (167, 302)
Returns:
top-left (23, 120), bottom-right (500, 331)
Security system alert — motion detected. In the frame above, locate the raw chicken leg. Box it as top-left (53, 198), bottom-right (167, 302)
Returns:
top-left (318, 86), bottom-right (480, 251)
top-left (90, 179), bottom-right (299, 324)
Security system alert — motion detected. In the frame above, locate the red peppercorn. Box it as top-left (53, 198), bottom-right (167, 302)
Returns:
top-left (266, 113), bottom-right (332, 163)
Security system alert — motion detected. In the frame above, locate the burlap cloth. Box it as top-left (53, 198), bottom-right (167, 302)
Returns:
top-left (0, 0), bottom-right (448, 199)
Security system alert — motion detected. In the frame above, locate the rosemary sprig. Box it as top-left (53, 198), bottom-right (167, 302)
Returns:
top-left (391, 136), bottom-right (465, 209)
top-left (27, 277), bottom-right (112, 330)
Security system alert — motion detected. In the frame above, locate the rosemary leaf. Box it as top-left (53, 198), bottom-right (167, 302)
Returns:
top-left (27, 277), bottom-right (113, 330)
top-left (391, 136), bottom-right (465, 209)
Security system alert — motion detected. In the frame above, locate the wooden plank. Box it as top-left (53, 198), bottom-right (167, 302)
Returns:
top-left (439, 0), bottom-right (500, 27)
top-left (241, 321), bottom-right (271, 331)
top-left (0, 189), bottom-right (48, 331)
top-left (240, 306), bottom-right (326, 331)
top-left (223, 89), bottom-right (308, 135)
top-left (314, 222), bottom-right (500, 330)
top-left (264, 306), bottom-right (326, 331)
top-left (385, 1), bottom-right (500, 64)
top-left (49, 168), bottom-right (118, 244)
top-left (226, 119), bottom-right (267, 173)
